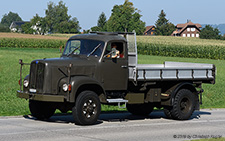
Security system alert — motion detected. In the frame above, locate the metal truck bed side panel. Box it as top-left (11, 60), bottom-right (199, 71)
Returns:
top-left (131, 62), bottom-right (215, 81)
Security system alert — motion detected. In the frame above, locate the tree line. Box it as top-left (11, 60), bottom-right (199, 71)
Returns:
top-left (0, 1), bottom-right (80, 34)
top-left (0, 0), bottom-right (224, 39)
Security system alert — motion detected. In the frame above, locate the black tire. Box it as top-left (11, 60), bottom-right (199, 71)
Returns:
top-left (163, 106), bottom-right (173, 119)
top-left (170, 89), bottom-right (197, 120)
top-left (29, 100), bottom-right (56, 120)
top-left (72, 91), bottom-right (101, 125)
top-left (127, 103), bottom-right (154, 116)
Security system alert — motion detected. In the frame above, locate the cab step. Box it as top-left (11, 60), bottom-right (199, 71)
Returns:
top-left (106, 98), bottom-right (128, 109)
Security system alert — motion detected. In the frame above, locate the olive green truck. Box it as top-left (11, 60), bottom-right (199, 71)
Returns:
top-left (17, 32), bottom-right (216, 125)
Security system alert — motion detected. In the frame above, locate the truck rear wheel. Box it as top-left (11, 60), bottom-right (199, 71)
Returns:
top-left (72, 91), bottom-right (101, 125)
top-left (170, 89), bottom-right (197, 120)
top-left (126, 103), bottom-right (154, 116)
top-left (29, 100), bottom-right (56, 120)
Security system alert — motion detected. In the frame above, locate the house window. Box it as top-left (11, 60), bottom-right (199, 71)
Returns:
top-left (196, 34), bottom-right (199, 37)
top-left (187, 28), bottom-right (190, 32)
top-left (192, 34), bottom-right (195, 37)
top-left (183, 34), bottom-right (186, 37)
top-left (187, 34), bottom-right (190, 37)
top-left (191, 28), bottom-right (195, 32)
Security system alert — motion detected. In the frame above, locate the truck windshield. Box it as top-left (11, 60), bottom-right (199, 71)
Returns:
top-left (63, 39), bottom-right (105, 57)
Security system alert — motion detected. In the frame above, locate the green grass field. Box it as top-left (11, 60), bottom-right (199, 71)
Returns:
top-left (0, 48), bottom-right (61, 116)
top-left (0, 47), bottom-right (224, 116)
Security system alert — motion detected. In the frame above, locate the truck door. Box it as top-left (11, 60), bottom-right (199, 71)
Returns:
top-left (100, 41), bottom-right (128, 90)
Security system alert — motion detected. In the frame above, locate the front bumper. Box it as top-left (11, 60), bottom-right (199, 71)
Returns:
top-left (17, 90), bottom-right (65, 102)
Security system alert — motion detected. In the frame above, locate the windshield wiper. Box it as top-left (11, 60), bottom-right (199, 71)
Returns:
top-left (87, 44), bottom-right (101, 57)
top-left (67, 46), bottom-right (80, 57)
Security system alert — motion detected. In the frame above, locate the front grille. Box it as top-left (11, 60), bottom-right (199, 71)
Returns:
top-left (29, 62), bottom-right (45, 91)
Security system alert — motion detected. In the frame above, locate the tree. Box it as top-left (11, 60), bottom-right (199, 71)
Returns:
top-left (200, 25), bottom-right (221, 39)
top-left (91, 26), bottom-right (101, 32)
top-left (1, 11), bottom-right (22, 27)
top-left (68, 17), bottom-right (81, 33)
top-left (45, 1), bottom-right (70, 32)
top-left (97, 12), bottom-right (107, 31)
top-left (0, 24), bottom-right (10, 32)
top-left (58, 17), bottom-right (80, 33)
top-left (91, 12), bottom-right (107, 32)
top-left (30, 14), bottom-right (42, 34)
top-left (38, 17), bottom-right (49, 35)
top-left (155, 10), bottom-right (175, 36)
top-left (45, 1), bottom-right (80, 33)
top-left (21, 22), bottom-right (34, 34)
top-left (107, 0), bottom-right (145, 35)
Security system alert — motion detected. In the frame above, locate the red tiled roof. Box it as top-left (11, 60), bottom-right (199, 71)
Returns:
top-left (144, 25), bottom-right (155, 33)
top-left (176, 21), bottom-right (202, 29)
top-left (176, 24), bottom-right (186, 28)
top-left (172, 21), bottom-right (202, 35)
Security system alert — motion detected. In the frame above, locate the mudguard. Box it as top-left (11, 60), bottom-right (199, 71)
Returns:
top-left (170, 82), bottom-right (197, 105)
top-left (69, 76), bottom-right (105, 102)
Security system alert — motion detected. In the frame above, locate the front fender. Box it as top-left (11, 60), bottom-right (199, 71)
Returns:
top-left (69, 76), bottom-right (105, 102)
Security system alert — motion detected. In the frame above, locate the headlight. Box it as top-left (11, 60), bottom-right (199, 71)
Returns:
top-left (62, 84), bottom-right (68, 92)
top-left (24, 80), bottom-right (29, 87)
top-left (62, 83), bottom-right (71, 92)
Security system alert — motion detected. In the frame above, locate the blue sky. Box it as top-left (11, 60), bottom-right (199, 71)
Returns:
top-left (0, 0), bottom-right (225, 30)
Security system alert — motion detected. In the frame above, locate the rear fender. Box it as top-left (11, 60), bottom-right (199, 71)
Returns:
top-left (171, 82), bottom-right (197, 105)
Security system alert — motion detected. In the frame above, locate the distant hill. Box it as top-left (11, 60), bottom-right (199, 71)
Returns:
top-left (202, 24), bottom-right (225, 35)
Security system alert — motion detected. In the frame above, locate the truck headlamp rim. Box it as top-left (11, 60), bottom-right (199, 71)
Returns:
top-left (23, 80), bottom-right (29, 87)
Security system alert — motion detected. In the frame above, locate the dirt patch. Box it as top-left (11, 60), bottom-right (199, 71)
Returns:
top-left (0, 33), bottom-right (69, 40)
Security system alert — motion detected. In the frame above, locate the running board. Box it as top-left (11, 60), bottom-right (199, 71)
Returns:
top-left (106, 98), bottom-right (128, 109)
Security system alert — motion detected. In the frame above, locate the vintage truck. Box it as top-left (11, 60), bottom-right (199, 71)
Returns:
top-left (17, 32), bottom-right (216, 125)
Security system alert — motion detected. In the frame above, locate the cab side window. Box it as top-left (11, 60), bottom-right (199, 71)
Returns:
top-left (104, 42), bottom-right (124, 58)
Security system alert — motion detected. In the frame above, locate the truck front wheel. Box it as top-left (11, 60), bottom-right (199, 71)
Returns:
top-left (29, 100), bottom-right (56, 120)
top-left (72, 91), bottom-right (101, 125)
top-left (127, 103), bottom-right (154, 116)
top-left (170, 89), bottom-right (197, 120)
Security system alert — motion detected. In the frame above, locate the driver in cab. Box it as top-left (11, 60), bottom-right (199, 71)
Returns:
top-left (111, 43), bottom-right (120, 58)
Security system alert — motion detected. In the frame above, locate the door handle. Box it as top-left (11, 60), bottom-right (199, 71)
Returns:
top-left (121, 65), bottom-right (128, 68)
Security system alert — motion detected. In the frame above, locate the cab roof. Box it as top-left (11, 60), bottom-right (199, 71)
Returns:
top-left (69, 32), bottom-right (128, 43)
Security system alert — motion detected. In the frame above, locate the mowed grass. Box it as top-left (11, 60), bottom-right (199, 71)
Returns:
top-left (0, 47), bottom-right (224, 116)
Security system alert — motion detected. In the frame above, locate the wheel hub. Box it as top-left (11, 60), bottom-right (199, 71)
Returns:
top-left (83, 99), bottom-right (97, 118)
top-left (180, 98), bottom-right (190, 113)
